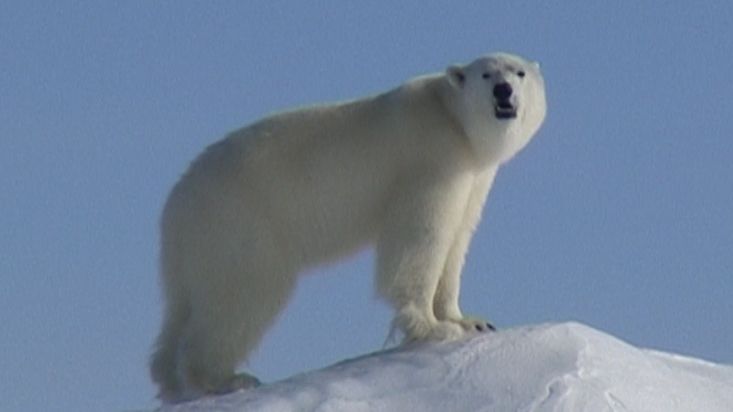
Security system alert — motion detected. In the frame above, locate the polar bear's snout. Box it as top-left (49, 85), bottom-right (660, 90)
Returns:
top-left (493, 82), bottom-right (517, 119)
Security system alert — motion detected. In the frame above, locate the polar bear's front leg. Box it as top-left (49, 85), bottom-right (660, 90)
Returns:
top-left (433, 166), bottom-right (498, 333)
top-left (376, 173), bottom-right (473, 342)
top-left (432, 225), bottom-right (496, 334)
top-left (376, 231), bottom-right (464, 342)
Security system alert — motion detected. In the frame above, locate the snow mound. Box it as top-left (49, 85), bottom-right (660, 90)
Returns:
top-left (161, 322), bottom-right (733, 412)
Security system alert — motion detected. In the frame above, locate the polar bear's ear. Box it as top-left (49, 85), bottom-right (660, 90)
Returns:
top-left (447, 65), bottom-right (466, 88)
top-left (532, 61), bottom-right (541, 70)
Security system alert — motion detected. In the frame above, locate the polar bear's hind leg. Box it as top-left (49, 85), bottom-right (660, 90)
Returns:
top-left (150, 294), bottom-right (191, 401)
top-left (179, 218), bottom-right (298, 396)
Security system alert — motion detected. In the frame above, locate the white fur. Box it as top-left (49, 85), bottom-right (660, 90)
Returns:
top-left (150, 52), bottom-right (546, 402)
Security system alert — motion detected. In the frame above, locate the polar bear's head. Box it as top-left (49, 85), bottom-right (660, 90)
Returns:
top-left (444, 52), bottom-right (546, 165)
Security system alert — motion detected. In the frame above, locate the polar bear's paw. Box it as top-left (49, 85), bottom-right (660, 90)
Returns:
top-left (224, 373), bottom-right (261, 392)
top-left (426, 320), bottom-right (467, 341)
top-left (402, 319), bottom-right (466, 343)
top-left (393, 305), bottom-right (467, 343)
top-left (202, 372), bottom-right (261, 396)
top-left (226, 373), bottom-right (261, 392)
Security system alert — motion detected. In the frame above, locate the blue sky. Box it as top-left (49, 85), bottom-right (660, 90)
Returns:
top-left (1, 2), bottom-right (731, 411)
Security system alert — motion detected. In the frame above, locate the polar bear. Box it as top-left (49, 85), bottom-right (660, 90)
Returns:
top-left (150, 52), bottom-right (546, 402)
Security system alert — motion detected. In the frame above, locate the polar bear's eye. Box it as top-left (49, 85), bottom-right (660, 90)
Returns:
top-left (482, 73), bottom-right (491, 80)
top-left (517, 70), bottom-right (526, 78)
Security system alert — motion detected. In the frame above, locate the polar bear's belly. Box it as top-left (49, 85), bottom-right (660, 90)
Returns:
top-left (261, 163), bottom-right (389, 265)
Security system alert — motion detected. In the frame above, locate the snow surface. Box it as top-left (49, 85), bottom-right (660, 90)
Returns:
top-left (160, 322), bottom-right (733, 412)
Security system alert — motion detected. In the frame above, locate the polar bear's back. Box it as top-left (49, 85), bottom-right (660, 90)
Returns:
top-left (166, 84), bottom-right (446, 266)
top-left (239, 98), bottom-right (399, 260)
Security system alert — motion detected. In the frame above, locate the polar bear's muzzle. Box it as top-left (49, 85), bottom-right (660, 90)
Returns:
top-left (493, 82), bottom-right (517, 119)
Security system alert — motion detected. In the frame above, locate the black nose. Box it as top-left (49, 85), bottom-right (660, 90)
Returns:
top-left (493, 83), bottom-right (513, 100)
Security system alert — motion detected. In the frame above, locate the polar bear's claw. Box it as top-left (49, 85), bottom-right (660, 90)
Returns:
top-left (450, 316), bottom-right (496, 334)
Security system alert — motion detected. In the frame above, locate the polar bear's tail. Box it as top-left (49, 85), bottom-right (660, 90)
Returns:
top-left (150, 295), bottom-right (190, 401)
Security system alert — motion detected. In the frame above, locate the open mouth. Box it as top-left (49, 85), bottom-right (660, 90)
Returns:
top-left (494, 101), bottom-right (517, 119)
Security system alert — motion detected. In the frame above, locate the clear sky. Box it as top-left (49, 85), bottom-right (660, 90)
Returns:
top-left (1, 2), bottom-right (731, 411)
